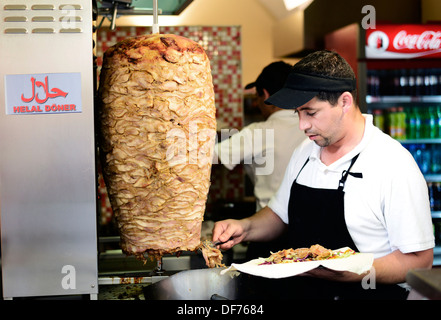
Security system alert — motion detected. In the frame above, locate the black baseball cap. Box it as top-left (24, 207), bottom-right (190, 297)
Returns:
top-left (264, 71), bottom-right (357, 109)
top-left (245, 61), bottom-right (293, 96)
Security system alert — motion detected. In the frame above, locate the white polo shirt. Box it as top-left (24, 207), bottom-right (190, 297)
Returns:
top-left (268, 114), bottom-right (435, 258)
top-left (215, 109), bottom-right (306, 210)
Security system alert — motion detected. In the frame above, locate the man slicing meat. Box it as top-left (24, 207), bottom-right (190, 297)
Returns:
top-left (212, 50), bottom-right (434, 300)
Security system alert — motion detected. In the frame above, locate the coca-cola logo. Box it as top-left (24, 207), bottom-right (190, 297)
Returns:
top-left (366, 24), bottom-right (441, 59)
top-left (393, 30), bottom-right (441, 51)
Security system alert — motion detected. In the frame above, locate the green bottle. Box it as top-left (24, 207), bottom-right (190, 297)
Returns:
top-left (407, 107), bottom-right (416, 139)
top-left (397, 107), bottom-right (406, 139)
top-left (414, 107), bottom-right (422, 139)
top-left (428, 107), bottom-right (437, 139)
top-left (436, 105), bottom-right (441, 139)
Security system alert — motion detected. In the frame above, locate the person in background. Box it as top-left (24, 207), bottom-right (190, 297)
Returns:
top-left (212, 50), bottom-right (434, 300)
top-left (214, 61), bottom-right (306, 258)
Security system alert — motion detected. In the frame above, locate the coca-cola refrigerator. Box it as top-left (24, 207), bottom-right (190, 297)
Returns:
top-left (326, 23), bottom-right (441, 265)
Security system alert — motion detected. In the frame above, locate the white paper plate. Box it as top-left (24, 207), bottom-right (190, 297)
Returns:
top-left (221, 247), bottom-right (374, 279)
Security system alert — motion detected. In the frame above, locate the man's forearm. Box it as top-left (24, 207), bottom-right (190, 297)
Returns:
top-left (372, 248), bottom-right (433, 284)
top-left (242, 206), bottom-right (287, 243)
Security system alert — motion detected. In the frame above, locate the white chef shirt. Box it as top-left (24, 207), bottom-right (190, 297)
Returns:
top-left (215, 109), bottom-right (306, 210)
top-left (268, 114), bottom-right (435, 258)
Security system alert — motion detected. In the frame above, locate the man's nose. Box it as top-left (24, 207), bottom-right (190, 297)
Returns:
top-left (298, 116), bottom-right (311, 131)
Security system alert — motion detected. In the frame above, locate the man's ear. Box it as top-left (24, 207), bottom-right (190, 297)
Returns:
top-left (340, 91), bottom-right (353, 113)
top-left (263, 88), bottom-right (270, 100)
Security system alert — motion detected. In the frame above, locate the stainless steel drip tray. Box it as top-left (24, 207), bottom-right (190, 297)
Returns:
top-left (97, 250), bottom-right (174, 300)
top-left (98, 249), bottom-right (208, 275)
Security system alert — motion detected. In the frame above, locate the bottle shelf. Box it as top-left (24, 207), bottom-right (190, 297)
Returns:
top-left (366, 70), bottom-right (441, 252)
top-left (397, 139), bottom-right (441, 144)
top-left (425, 175), bottom-right (441, 182)
top-left (367, 95), bottom-right (441, 104)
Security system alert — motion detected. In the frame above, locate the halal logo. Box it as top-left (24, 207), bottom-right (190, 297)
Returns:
top-left (367, 31), bottom-right (389, 51)
top-left (21, 76), bottom-right (68, 104)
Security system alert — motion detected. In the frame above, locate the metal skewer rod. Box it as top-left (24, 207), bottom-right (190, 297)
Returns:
top-left (152, 0), bottom-right (159, 34)
top-left (110, 1), bottom-right (118, 30)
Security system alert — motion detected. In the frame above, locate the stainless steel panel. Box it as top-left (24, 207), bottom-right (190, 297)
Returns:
top-left (0, 0), bottom-right (98, 298)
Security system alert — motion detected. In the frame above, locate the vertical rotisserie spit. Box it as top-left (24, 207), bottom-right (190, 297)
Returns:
top-left (98, 33), bottom-right (216, 261)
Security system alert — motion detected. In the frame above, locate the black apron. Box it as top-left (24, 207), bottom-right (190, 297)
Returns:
top-left (281, 153), bottom-right (409, 300)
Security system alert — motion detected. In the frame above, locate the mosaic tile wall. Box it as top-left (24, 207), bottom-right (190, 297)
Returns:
top-left (96, 26), bottom-right (244, 225)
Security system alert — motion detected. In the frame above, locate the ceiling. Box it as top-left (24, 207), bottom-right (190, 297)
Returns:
top-left (257, 0), bottom-right (314, 20)
top-left (98, 0), bottom-right (194, 15)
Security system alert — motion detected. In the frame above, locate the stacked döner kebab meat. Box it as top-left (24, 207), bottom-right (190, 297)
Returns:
top-left (98, 33), bottom-right (217, 263)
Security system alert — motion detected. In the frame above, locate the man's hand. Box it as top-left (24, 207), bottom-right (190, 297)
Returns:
top-left (212, 219), bottom-right (248, 250)
top-left (212, 206), bottom-right (287, 250)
